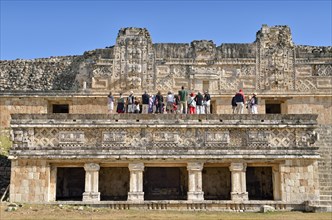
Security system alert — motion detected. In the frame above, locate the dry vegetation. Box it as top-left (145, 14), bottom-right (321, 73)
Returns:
top-left (1, 203), bottom-right (331, 220)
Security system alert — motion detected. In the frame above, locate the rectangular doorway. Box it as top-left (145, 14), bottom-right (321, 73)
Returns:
top-left (246, 167), bottom-right (273, 200)
top-left (202, 167), bottom-right (231, 200)
top-left (56, 167), bottom-right (85, 201)
top-left (144, 167), bottom-right (188, 200)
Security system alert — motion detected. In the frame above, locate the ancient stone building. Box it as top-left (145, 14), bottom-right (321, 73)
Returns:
top-left (0, 25), bottom-right (331, 211)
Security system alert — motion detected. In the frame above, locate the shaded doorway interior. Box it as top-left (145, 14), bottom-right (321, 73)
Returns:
top-left (144, 167), bottom-right (187, 200)
top-left (202, 167), bottom-right (231, 200)
top-left (246, 167), bottom-right (273, 200)
top-left (56, 167), bottom-right (85, 201)
top-left (99, 167), bottom-right (129, 201)
top-left (265, 103), bottom-right (281, 114)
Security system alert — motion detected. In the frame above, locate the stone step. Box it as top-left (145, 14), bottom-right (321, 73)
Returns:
top-left (319, 201), bottom-right (332, 206)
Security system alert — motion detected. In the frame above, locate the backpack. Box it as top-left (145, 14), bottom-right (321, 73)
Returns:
top-left (231, 96), bottom-right (237, 106)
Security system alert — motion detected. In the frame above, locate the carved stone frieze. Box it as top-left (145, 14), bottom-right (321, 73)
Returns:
top-left (256, 25), bottom-right (295, 91)
top-left (191, 40), bottom-right (216, 61)
top-left (103, 131), bottom-right (126, 143)
top-left (315, 64), bottom-right (332, 76)
top-left (59, 131), bottom-right (84, 144)
top-left (246, 129), bottom-right (271, 148)
top-left (270, 128), bottom-right (295, 148)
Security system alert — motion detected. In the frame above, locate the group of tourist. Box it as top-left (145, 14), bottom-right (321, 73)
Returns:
top-left (231, 89), bottom-right (258, 114)
top-left (107, 86), bottom-right (211, 114)
top-left (107, 87), bottom-right (258, 114)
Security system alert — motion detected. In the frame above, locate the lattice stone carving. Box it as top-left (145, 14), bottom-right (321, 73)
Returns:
top-left (92, 65), bottom-right (113, 76)
top-left (270, 128), bottom-right (295, 148)
top-left (240, 65), bottom-right (256, 76)
top-left (315, 64), bottom-right (332, 76)
top-left (296, 78), bottom-right (317, 91)
top-left (34, 128), bottom-right (58, 148)
top-left (220, 78), bottom-right (240, 91)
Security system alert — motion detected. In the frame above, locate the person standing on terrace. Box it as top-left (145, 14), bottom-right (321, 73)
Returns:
top-left (178, 86), bottom-right (188, 114)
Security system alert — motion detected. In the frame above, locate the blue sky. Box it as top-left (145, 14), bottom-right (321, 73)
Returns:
top-left (1, 0), bottom-right (331, 60)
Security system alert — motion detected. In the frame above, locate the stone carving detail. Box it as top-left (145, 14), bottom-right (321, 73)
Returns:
top-left (296, 129), bottom-right (319, 147)
top-left (34, 128), bottom-right (58, 149)
top-left (191, 40), bottom-right (216, 61)
top-left (240, 65), bottom-right (256, 76)
top-left (257, 25), bottom-right (295, 91)
top-left (270, 128), bottom-right (295, 148)
top-left (92, 65), bottom-right (112, 76)
top-left (153, 131), bottom-right (179, 142)
top-left (205, 130), bottom-right (230, 144)
top-left (296, 78), bottom-right (317, 91)
top-left (112, 27), bottom-right (155, 91)
top-left (103, 131), bottom-right (126, 143)
top-left (315, 64), bottom-right (332, 76)
top-left (220, 78), bottom-right (240, 91)
top-left (59, 131), bottom-right (84, 144)
top-left (12, 128), bottom-right (34, 149)
top-left (246, 130), bottom-right (271, 148)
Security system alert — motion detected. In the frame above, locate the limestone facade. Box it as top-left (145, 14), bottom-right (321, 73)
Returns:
top-left (0, 25), bottom-right (331, 211)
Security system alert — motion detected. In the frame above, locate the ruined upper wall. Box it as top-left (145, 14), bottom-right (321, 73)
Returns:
top-left (0, 25), bottom-right (331, 93)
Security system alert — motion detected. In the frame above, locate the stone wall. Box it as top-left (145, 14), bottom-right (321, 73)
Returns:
top-left (10, 159), bottom-right (49, 203)
top-left (280, 160), bottom-right (320, 203)
top-left (317, 125), bottom-right (332, 210)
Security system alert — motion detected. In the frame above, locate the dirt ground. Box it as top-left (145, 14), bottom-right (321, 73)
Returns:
top-left (0, 203), bottom-right (331, 220)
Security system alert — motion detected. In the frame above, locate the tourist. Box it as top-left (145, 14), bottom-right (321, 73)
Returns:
top-left (155, 91), bottom-right (164, 114)
top-left (127, 91), bottom-right (134, 113)
top-left (195, 91), bottom-right (204, 114)
top-left (251, 93), bottom-right (258, 114)
top-left (116, 93), bottom-right (125, 113)
top-left (166, 91), bottom-right (174, 113)
top-left (107, 92), bottom-right (114, 114)
top-left (234, 89), bottom-right (245, 114)
top-left (178, 86), bottom-right (188, 114)
top-left (204, 91), bottom-right (211, 114)
top-left (246, 96), bottom-right (252, 114)
top-left (174, 94), bottom-right (180, 113)
top-left (188, 92), bottom-right (196, 114)
top-left (141, 91), bottom-right (149, 114)
top-left (231, 95), bottom-right (237, 114)
top-left (133, 97), bottom-right (140, 113)
top-left (148, 95), bottom-right (154, 113)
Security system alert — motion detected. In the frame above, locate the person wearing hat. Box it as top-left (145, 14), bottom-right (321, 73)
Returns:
top-left (251, 92), bottom-right (258, 114)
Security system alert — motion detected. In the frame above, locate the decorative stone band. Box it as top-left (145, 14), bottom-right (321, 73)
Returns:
top-left (9, 114), bottom-right (320, 159)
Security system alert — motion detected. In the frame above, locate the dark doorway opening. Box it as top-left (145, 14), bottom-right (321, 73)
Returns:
top-left (246, 167), bottom-right (273, 200)
top-left (265, 103), bottom-right (281, 114)
top-left (56, 167), bottom-right (85, 201)
top-left (53, 104), bottom-right (69, 113)
top-left (202, 167), bottom-right (231, 200)
top-left (144, 167), bottom-right (187, 200)
top-left (99, 167), bottom-right (129, 201)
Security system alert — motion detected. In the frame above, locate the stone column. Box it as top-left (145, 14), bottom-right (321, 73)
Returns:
top-left (272, 165), bottom-right (281, 200)
top-left (83, 163), bottom-right (100, 202)
top-left (128, 162), bottom-right (144, 201)
top-left (187, 162), bottom-right (204, 201)
top-left (229, 162), bottom-right (248, 201)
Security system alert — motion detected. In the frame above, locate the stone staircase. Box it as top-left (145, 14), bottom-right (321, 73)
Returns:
top-left (317, 126), bottom-right (332, 211)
